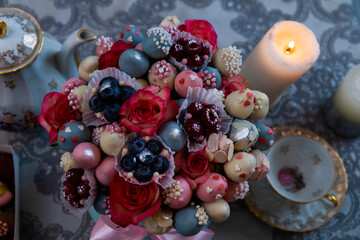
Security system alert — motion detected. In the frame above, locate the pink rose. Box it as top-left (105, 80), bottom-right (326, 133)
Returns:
top-left (277, 168), bottom-right (294, 186)
top-left (109, 174), bottom-right (161, 228)
top-left (98, 40), bottom-right (132, 70)
top-left (174, 149), bottom-right (210, 189)
top-left (37, 92), bottom-right (81, 144)
top-left (178, 19), bottom-right (218, 53)
top-left (220, 74), bottom-right (250, 98)
top-left (119, 85), bottom-right (178, 135)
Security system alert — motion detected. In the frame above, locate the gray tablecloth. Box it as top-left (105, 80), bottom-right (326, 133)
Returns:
top-left (0, 0), bottom-right (359, 239)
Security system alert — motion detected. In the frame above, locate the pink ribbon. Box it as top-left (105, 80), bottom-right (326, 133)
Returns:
top-left (90, 215), bottom-right (214, 240)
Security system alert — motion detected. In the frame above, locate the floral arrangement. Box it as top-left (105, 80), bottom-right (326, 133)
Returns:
top-left (38, 16), bottom-right (275, 238)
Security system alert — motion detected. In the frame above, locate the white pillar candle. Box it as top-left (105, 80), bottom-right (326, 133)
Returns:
top-left (323, 64), bottom-right (360, 137)
top-left (240, 21), bottom-right (320, 105)
top-left (333, 65), bottom-right (360, 124)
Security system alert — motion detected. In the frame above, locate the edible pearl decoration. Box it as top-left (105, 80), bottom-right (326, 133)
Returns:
top-left (146, 27), bottom-right (172, 55)
top-left (195, 205), bottom-right (209, 226)
top-left (198, 70), bottom-right (217, 89)
top-left (162, 180), bottom-right (184, 204)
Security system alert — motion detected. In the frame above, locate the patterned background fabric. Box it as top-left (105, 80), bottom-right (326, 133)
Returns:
top-left (0, 0), bottom-right (359, 239)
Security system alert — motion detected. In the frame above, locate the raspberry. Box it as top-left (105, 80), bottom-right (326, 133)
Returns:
top-left (69, 199), bottom-right (82, 208)
top-left (201, 43), bottom-right (210, 56)
top-left (187, 101), bottom-right (204, 117)
top-left (65, 168), bottom-right (84, 184)
top-left (170, 43), bottom-right (185, 61)
top-left (62, 180), bottom-right (79, 202)
top-left (185, 118), bottom-right (203, 137)
top-left (77, 181), bottom-right (91, 199)
top-left (187, 54), bottom-right (204, 68)
top-left (201, 105), bottom-right (220, 128)
top-left (184, 39), bottom-right (203, 55)
top-left (204, 123), bottom-right (221, 136)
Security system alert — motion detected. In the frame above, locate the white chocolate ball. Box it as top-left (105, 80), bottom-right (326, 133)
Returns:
top-left (224, 152), bottom-right (256, 182)
top-left (248, 90), bottom-right (269, 119)
top-left (135, 78), bottom-right (149, 89)
top-left (99, 131), bottom-right (126, 156)
top-left (225, 89), bottom-right (255, 119)
top-left (212, 46), bottom-right (242, 77)
top-left (202, 199), bottom-right (230, 223)
top-left (148, 61), bottom-right (177, 90)
top-left (159, 16), bottom-right (181, 28)
top-left (78, 56), bottom-right (99, 82)
top-left (72, 85), bottom-right (87, 113)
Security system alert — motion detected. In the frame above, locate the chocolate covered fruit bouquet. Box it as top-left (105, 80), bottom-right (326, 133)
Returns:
top-left (38, 16), bottom-right (274, 238)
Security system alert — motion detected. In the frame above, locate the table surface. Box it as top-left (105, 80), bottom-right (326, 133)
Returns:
top-left (0, 0), bottom-right (359, 239)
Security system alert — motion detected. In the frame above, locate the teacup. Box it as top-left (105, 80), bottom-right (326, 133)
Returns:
top-left (266, 135), bottom-right (337, 205)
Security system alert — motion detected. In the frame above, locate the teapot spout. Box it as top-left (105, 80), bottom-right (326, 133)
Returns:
top-left (56, 29), bottom-right (97, 79)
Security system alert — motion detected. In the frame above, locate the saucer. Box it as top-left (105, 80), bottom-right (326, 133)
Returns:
top-left (244, 126), bottom-right (348, 232)
top-left (267, 134), bottom-right (335, 203)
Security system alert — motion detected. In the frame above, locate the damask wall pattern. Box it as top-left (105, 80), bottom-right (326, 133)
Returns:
top-left (0, 0), bottom-right (359, 239)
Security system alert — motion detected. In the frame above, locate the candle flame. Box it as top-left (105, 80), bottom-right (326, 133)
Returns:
top-left (285, 41), bottom-right (295, 55)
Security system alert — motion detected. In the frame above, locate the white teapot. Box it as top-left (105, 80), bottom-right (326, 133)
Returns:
top-left (0, 7), bottom-right (97, 131)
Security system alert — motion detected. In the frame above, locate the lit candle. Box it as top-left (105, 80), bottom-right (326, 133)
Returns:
top-left (323, 65), bottom-right (360, 137)
top-left (240, 21), bottom-right (320, 105)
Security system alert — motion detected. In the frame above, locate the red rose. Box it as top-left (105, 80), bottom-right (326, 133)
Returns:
top-left (119, 85), bottom-right (178, 136)
top-left (98, 40), bottom-right (132, 70)
top-left (178, 19), bottom-right (218, 53)
top-left (220, 74), bottom-right (251, 98)
top-left (109, 174), bottom-right (161, 228)
top-left (175, 149), bottom-right (210, 179)
top-left (37, 92), bottom-right (81, 144)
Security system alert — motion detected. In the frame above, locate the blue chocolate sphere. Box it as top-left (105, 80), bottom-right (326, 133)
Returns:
top-left (201, 66), bottom-right (222, 89)
top-left (118, 49), bottom-right (149, 78)
top-left (142, 27), bottom-right (173, 59)
top-left (119, 25), bottom-right (144, 47)
top-left (253, 124), bottom-right (275, 151)
top-left (174, 206), bottom-right (204, 237)
top-left (157, 121), bottom-right (186, 152)
top-left (57, 121), bottom-right (91, 151)
top-left (93, 193), bottom-right (109, 215)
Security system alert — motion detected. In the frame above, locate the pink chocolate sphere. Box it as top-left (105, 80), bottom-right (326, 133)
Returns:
top-left (164, 175), bottom-right (192, 209)
top-left (196, 173), bottom-right (228, 202)
top-left (60, 77), bottom-right (87, 94)
top-left (223, 181), bottom-right (249, 202)
top-left (95, 156), bottom-right (117, 186)
top-left (174, 70), bottom-right (203, 97)
top-left (73, 142), bottom-right (101, 169)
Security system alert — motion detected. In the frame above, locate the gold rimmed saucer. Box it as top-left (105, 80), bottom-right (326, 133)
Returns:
top-left (244, 126), bottom-right (348, 232)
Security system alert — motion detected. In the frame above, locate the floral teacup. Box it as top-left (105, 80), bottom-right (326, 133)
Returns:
top-left (266, 135), bottom-right (337, 205)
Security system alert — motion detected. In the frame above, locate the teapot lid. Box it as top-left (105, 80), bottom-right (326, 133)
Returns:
top-left (0, 7), bottom-right (43, 74)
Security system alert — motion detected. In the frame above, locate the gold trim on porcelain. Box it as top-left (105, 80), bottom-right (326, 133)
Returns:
top-left (244, 126), bottom-right (348, 232)
top-left (0, 7), bottom-right (44, 75)
top-left (265, 129), bottom-right (337, 204)
top-left (0, 19), bottom-right (7, 38)
top-left (77, 29), bottom-right (97, 42)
